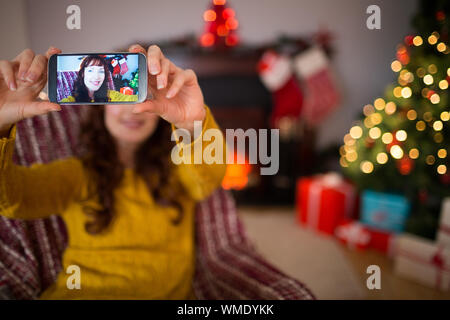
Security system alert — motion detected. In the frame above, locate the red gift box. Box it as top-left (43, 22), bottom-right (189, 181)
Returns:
top-left (335, 220), bottom-right (371, 250)
top-left (120, 87), bottom-right (134, 95)
top-left (296, 172), bottom-right (357, 235)
top-left (369, 227), bottom-right (394, 254)
top-left (335, 219), bottom-right (395, 254)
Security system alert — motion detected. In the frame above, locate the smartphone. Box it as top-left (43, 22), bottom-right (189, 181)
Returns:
top-left (48, 52), bottom-right (147, 105)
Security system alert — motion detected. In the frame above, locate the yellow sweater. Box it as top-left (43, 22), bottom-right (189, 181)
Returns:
top-left (0, 106), bottom-right (226, 300)
top-left (60, 90), bottom-right (138, 103)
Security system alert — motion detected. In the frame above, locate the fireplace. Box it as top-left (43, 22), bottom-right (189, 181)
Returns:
top-left (164, 47), bottom-right (317, 205)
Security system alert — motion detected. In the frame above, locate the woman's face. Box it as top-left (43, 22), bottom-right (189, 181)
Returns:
top-left (84, 63), bottom-right (105, 92)
top-left (104, 105), bottom-right (159, 145)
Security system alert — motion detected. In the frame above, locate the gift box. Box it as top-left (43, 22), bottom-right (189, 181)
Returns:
top-left (360, 190), bottom-right (410, 233)
top-left (393, 234), bottom-right (450, 291)
top-left (296, 172), bottom-right (357, 235)
top-left (335, 219), bottom-right (395, 254)
top-left (437, 198), bottom-right (450, 248)
top-left (335, 220), bottom-right (371, 250)
top-left (369, 226), bottom-right (395, 255)
top-left (120, 87), bottom-right (134, 95)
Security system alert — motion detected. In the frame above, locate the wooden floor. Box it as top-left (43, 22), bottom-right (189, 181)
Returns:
top-left (341, 246), bottom-right (450, 300)
top-left (239, 205), bottom-right (450, 300)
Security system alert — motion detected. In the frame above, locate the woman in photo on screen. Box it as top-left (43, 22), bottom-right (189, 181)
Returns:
top-left (60, 55), bottom-right (138, 103)
top-left (0, 45), bottom-right (226, 299)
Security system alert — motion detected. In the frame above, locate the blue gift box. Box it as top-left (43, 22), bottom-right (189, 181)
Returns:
top-left (360, 190), bottom-right (411, 233)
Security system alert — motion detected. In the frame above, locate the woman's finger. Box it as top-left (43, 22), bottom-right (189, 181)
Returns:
top-left (15, 49), bottom-right (35, 81)
top-left (165, 68), bottom-right (196, 99)
top-left (43, 47), bottom-right (61, 78)
top-left (129, 44), bottom-right (159, 90)
top-left (25, 54), bottom-right (47, 83)
top-left (165, 69), bottom-right (189, 99)
top-left (45, 46), bottom-right (62, 59)
top-left (128, 44), bottom-right (146, 55)
top-left (129, 44), bottom-right (154, 86)
top-left (182, 68), bottom-right (197, 86)
top-left (157, 58), bottom-right (171, 90)
top-left (0, 60), bottom-right (17, 91)
top-left (147, 45), bottom-right (164, 75)
top-left (132, 99), bottom-right (161, 114)
top-left (19, 101), bottom-right (61, 120)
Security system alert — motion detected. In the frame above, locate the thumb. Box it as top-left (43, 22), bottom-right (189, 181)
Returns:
top-left (132, 100), bottom-right (164, 115)
top-left (20, 101), bottom-right (61, 119)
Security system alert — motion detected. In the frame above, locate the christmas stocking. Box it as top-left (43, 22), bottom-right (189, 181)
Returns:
top-left (119, 58), bottom-right (129, 75)
top-left (294, 47), bottom-right (340, 126)
top-left (111, 59), bottom-right (120, 78)
top-left (258, 51), bottom-right (304, 128)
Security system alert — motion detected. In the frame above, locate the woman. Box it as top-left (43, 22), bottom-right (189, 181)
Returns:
top-left (0, 45), bottom-right (226, 299)
top-left (60, 55), bottom-right (137, 103)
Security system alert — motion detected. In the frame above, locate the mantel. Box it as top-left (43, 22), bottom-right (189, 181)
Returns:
top-left (165, 50), bottom-right (261, 77)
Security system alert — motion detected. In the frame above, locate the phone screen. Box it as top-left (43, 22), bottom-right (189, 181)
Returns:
top-left (49, 53), bottom-right (146, 104)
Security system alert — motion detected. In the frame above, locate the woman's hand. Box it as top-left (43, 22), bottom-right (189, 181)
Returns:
top-left (0, 47), bottom-right (62, 134)
top-left (128, 44), bottom-right (206, 133)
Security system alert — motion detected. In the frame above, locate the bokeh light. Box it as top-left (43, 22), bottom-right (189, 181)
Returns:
top-left (360, 161), bottom-right (374, 174)
top-left (413, 36), bottom-right (423, 46)
top-left (376, 152), bottom-right (388, 164)
top-left (407, 109), bottom-right (417, 120)
top-left (416, 121), bottom-right (426, 131)
top-left (369, 127), bottom-right (381, 139)
top-left (350, 126), bottom-right (363, 139)
top-left (390, 145), bottom-right (404, 159)
top-left (437, 149), bottom-right (447, 158)
top-left (382, 132), bottom-right (394, 144)
top-left (401, 87), bottom-right (412, 98)
top-left (374, 98), bottom-right (386, 111)
top-left (437, 165), bottom-right (447, 175)
top-left (385, 102), bottom-right (397, 115)
top-left (409, 148), bottom-right (419, 159)
top-left (396, 130), bottom-right (407, 141)
top-left (433, 120), bottom-right (443, 131)
top-left (423, 74), bottom-right (434, 85)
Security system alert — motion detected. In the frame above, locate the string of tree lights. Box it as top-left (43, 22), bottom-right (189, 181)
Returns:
top-left (199, 0), bottom-right (239, 48)
top-left (340, 0), bottom-right (449, 237)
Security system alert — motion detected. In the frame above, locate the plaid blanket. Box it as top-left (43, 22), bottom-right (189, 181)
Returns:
top-left (0, 106), bottom-right (314, 300)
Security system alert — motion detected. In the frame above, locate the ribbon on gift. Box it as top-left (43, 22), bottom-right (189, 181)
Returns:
top-left (335, 222), bottom-right (371, 249)
top-left (306, 172), bottom-right (355, 230)
top-left (397, 245), bottom-right (450, 290)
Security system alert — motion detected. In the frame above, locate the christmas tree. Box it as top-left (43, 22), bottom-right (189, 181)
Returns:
top-left (199, 0), bottom-right (239, 48)
top-left (129, 71), bottom-right (139, 92)
top-left (340, 0), bottom-right (449, 238)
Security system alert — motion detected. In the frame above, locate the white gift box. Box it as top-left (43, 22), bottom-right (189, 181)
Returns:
top-left (437, 198), bottom-right (450, 248)
top-left (393, 234), bottom-right (450, 291)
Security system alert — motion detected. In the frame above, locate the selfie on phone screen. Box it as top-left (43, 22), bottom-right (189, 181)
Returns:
top-left (48, 52), bottom-right (147, 104)
top-left (0, 0), bottom-right (449, 312)
top-left (57, 54), bottom-right (139, 103)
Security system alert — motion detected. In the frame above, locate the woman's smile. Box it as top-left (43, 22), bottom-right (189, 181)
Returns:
top-left (120, 118), bottom-right (145, 129)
